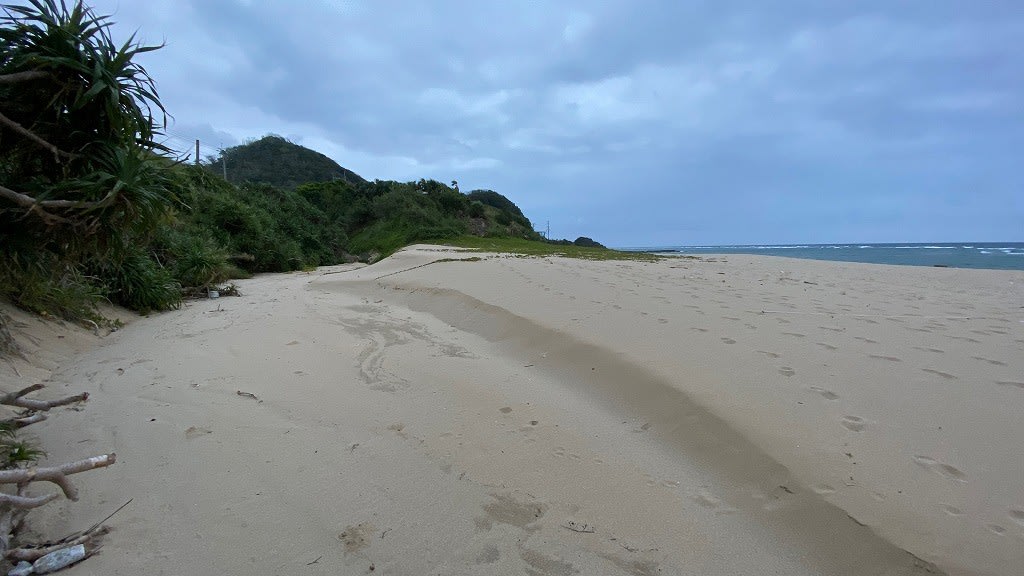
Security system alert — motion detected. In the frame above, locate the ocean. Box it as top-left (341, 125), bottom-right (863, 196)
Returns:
top-left (621, 243), bottom-right (1024, 271)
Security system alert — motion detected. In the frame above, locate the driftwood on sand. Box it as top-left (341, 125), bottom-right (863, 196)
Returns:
top-left (0, 383), bottom-right (116, 570)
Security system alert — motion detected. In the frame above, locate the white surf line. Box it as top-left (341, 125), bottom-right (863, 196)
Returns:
top-left (753, 310), bottom-right (985, 320)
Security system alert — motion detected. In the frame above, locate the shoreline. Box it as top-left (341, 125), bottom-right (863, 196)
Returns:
top-left (618, 243), bottom-right (1024, 272)
top-left (4, 247), bottom-right (1021, 575)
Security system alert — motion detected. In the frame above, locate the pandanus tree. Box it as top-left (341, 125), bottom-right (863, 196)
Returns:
top-left (0, 0), bottom-right (184, 316)
top-left (0, 0), bottom-right (176, 230)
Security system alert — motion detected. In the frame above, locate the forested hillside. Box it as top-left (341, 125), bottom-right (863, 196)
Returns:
top-left (207, 135), bottom-right (366, 189)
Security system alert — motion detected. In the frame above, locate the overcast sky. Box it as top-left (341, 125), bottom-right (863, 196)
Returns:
top-left (83, 0), bottom-right (1021, 246)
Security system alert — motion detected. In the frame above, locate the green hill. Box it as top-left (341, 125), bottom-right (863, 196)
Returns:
top-left (208, 135), bottom-right (366, 189)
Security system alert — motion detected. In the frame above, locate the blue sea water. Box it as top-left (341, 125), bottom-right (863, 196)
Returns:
top-left (621, 243), bottom-right (1024, 271)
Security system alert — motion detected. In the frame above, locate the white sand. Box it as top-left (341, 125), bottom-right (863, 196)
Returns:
top-left (2, 245), bottom-right (1022, 575)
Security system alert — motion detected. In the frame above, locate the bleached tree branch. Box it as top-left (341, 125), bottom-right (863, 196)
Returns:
top-left (0, 454), bottom-right (116, 501)
top-left (0, 384), bottom-right (88, 411)
top-left (0, 492), bottom-right (58, 510)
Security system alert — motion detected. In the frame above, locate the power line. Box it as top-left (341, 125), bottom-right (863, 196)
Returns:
top-left (156, 134), bottom-right (220, 163)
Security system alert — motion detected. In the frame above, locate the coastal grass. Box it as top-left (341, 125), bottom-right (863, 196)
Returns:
top-left (428, 236), bottom-right (663, 262)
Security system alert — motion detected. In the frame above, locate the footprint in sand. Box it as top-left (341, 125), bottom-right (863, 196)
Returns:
top-left (690, 327), bottom-right (709, 333)
top-left (499, 407), bottom-right (513, 414)
top-left (632, 422), bottom-right (652, 433)
top-left (809, 386), bottom-right (839, 400)
top-left (1008, 509), bottom-right (1024, 526)
top-left (721, 337), bottom-right (737, 345)
top-left (912, 455), bottom-right (968, 483)
top-left (476, 545), bottom-right (500, 564)
top-left (869, 354), bottom-right (902, 362)
top-left (855, 337), bottom-right (879, 344)
top-left (781, 332), bottom-right (806, 338)
top-left (691, 489), bottom-right (722, 509)
top-left (338, 522), bottom-right (376, 553)
top-left (778, 367), bottom-right (796, 377)
top-left (922, 368), bottom-right (956, 380)
top-left (817, 342), bottom-right (838, 351)
top-left (820, 326), bottom-right (845, 333)
top-left (986, 524), bottom-right (1006, 535)
top-left (840, 416), bottom-right (866, 432)
top-left (997, 381), bottom-right (1024, 390)
top-left (941, 505), bottom-right (963, 516)
top-left (757, 350), bottom-right (781, 359)
top-left (658, 318), bottom-right (669, 324)
top-left (184, 426), bottom-right (213, 440)
top-left (812, 485), bottom-right (837, 495)
top-left (914, 347), bottom-right (945, 354)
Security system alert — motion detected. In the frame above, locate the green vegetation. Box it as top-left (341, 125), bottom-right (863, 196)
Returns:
top-left (292, 178), bottom-right (539, 258)
top-left (432, 237), bottom-right (662, 262)
top-left (207, 135), bottom-right (366, 189)
top-left (1, 1), bottom-right (636, 333)
top-left (0, 421), bottom-right (45, 469)
top-left (1, 0), bottom-right (183, 320)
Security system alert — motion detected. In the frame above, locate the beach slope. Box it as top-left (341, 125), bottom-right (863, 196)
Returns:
top-left (6, 245), bottom-right (1022, 575)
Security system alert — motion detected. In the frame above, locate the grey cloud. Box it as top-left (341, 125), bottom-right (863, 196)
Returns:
top-left (86, 0), bottom-right (1023, 245)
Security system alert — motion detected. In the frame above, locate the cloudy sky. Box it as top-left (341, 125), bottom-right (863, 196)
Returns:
top-left (84, 0), bottom-right (1021, 246)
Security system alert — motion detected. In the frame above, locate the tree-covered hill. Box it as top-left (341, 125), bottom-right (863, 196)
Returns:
top-left (207, 135), bottom-right (366, 189)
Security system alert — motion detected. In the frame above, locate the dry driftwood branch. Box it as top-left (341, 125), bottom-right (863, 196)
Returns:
top-left (0, 378), bottom-right (116, 563)
top-left (0, 384), bottom-right (88, 412)
top-left (6, 498), bottom-right (128, 561)
top-left (0, 492), bottom-right (58, 510)
top-left (0, 71), bottom-right (49, 84)
top-left (0, 454), bottom-right (116, 501)
top-left (0, 110), bottom-right (76, 161)
top-left (9, 413), bottom-right (47, 428)
top-left (6, 526), bottom-right (109, 562)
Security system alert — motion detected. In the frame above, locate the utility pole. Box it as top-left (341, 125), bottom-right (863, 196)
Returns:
top-left (546, 221), bottom-right (550, 239)
top-left (195, 139), bottom-right (200, 165)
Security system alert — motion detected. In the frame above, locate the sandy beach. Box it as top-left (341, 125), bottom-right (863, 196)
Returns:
top-left (3, 245), bottom-right (1022, 575)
